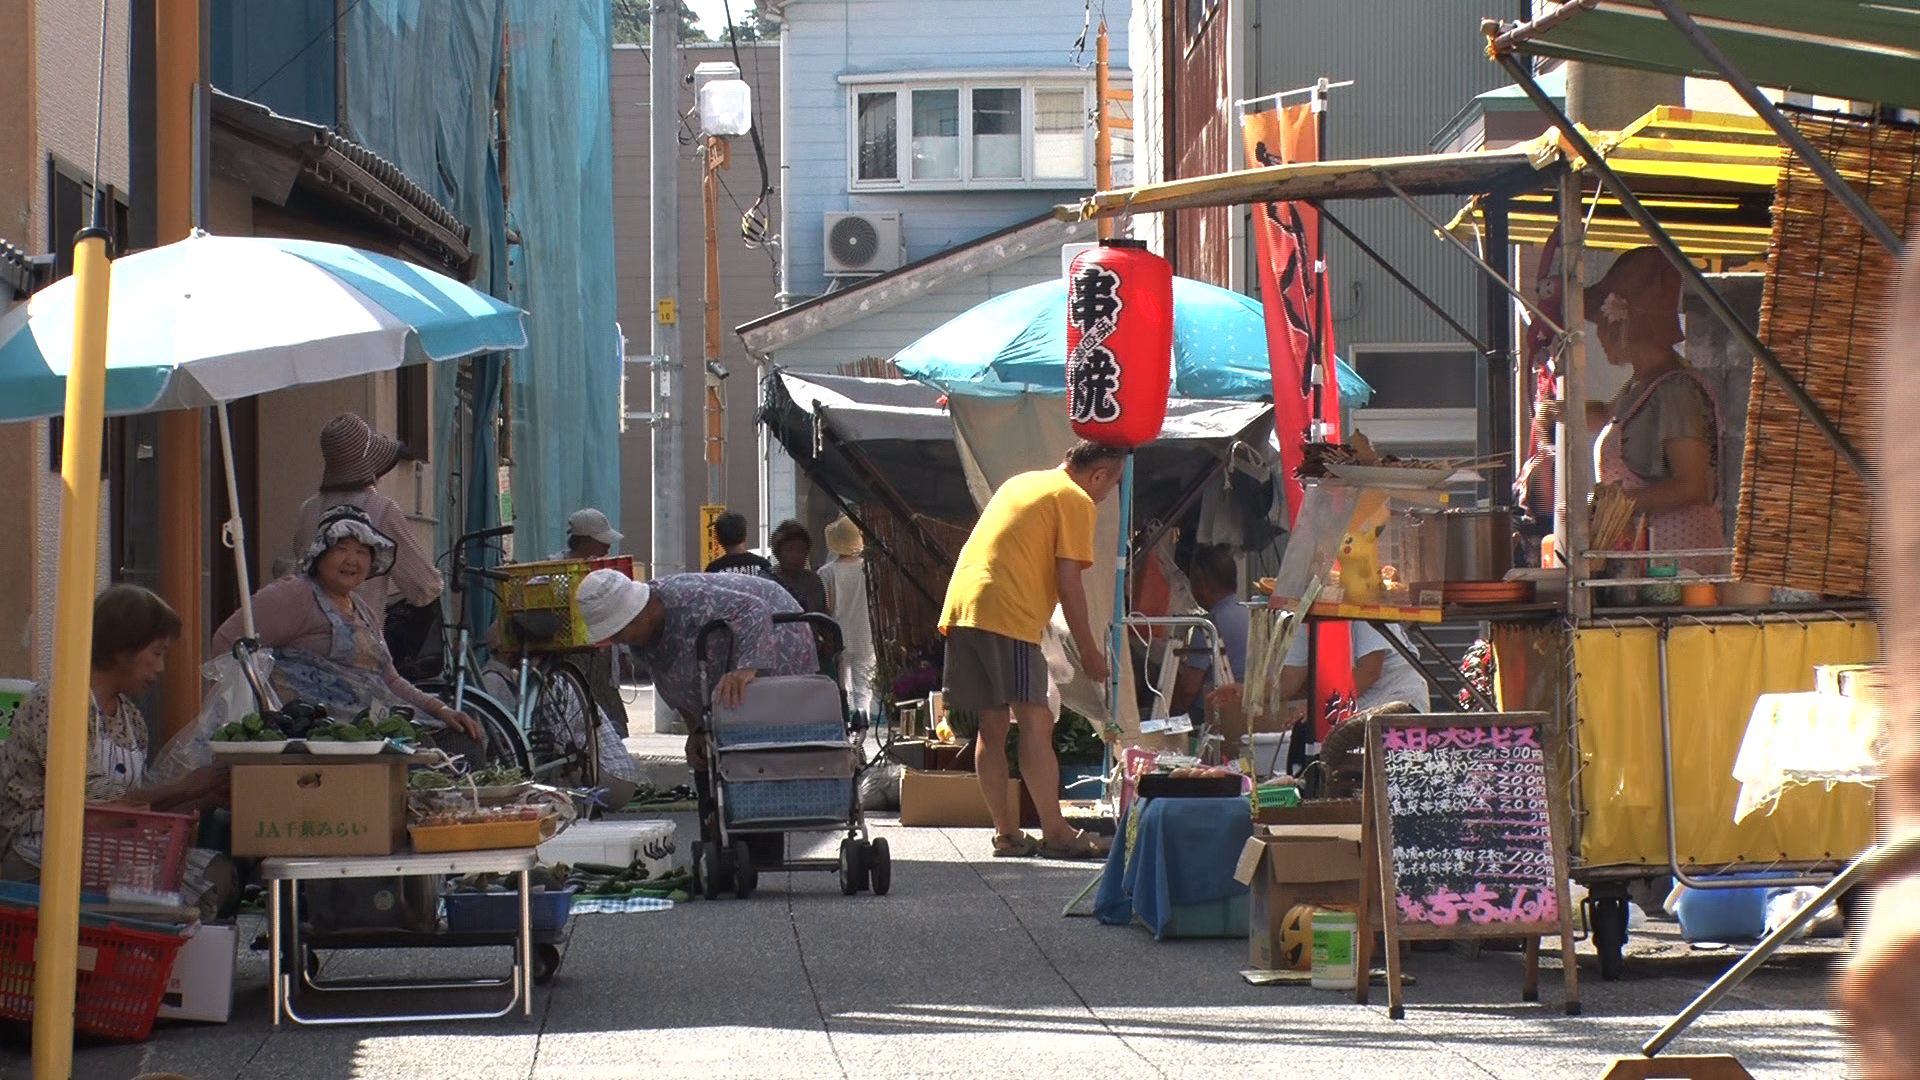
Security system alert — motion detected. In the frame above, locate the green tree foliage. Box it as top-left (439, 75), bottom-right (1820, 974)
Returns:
top-left (611, 1), bottom-right (711, 46)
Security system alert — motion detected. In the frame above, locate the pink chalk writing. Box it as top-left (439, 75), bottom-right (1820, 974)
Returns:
top-left (1382, 725), bottom-right (1540, 752)
top-left (1396, 885), bottom-right (1558, 927)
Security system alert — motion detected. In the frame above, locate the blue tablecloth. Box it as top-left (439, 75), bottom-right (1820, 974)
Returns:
top-left (1094, 796), bottom-right (1252, 938)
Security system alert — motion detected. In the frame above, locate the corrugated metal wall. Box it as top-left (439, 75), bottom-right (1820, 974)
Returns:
top-left (1250, 0), bottom-right (1506, 350)
top-left (1170, 1), bottom-right (1230, 286)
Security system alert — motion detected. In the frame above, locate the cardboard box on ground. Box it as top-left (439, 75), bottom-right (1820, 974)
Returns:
top-left (229, 759), bottom-right (409, 857)
top-left (1235, 803), bottom-right (1378, 971)
top-left (898, 770), bottom-right (1025, 828)
top-left (159, 922), bottom-right (237, 1023)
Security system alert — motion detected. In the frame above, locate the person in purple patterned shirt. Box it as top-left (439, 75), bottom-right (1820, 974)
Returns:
top-left (574, 569), bottom-right (815, 747)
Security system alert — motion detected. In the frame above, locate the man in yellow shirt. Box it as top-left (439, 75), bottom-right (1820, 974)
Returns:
top-left (940, 440), bottom-right (1125, 859)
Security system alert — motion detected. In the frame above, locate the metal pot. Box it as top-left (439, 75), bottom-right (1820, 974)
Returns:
top-left (1413, 506), bottom-right (1516, 583)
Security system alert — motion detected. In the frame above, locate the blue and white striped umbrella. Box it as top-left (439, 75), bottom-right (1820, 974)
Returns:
top-left (0, 231), bottom-right (526, 421)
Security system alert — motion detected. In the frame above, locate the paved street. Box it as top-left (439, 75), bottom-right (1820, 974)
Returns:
top-left (0, 693), bottom-right (1854, 1079)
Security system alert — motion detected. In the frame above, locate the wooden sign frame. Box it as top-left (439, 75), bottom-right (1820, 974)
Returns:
top-left (1354, 710), bottom-right (1579, 1018)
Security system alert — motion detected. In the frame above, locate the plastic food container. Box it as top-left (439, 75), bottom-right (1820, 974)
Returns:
top-left (1310, 907), bottom-right (1358, 990)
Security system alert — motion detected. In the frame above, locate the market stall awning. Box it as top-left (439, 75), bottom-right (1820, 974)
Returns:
top-left (1500, 0), bottom-right (1920, 110)
top-left (1447, 106), bottom-right (1783, 257)
top-left (1053, 141), bottom-right (1562, 223)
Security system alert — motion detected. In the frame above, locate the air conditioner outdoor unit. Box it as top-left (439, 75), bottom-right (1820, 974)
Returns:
top-left (823, 211), bottom-right (905, 275)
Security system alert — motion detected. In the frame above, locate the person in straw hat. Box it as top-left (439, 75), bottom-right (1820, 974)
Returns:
top-left (1573, 246), bottom-right (1724, 579)
top-left (817, 517), bottom-right (877, 724)
top-left (290, 412), bottom-right (443, 634)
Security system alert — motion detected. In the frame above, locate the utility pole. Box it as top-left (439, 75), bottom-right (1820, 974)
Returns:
top-left (156, 0), bottom-right (206, 739)
top-left (703, 135), bottom-right (728, 506)
top-left (1094, 22), bottom-right (1112, 240)
top-left (649, 0), bottom-right (686, 575)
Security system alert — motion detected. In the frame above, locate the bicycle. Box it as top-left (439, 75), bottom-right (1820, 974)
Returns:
top-left (407, 524), bottom-right (607, 796)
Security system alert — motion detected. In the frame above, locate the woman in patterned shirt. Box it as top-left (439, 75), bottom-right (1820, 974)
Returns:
top-left (0, 586), bottom-right (229, 902)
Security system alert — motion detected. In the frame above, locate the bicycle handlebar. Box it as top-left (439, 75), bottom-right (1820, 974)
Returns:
top-left (449, 523), bottom-right (516, 594)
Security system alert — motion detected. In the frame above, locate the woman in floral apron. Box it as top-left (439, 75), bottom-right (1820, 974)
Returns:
top-left (1582, 247), bottom-right (1725, 579)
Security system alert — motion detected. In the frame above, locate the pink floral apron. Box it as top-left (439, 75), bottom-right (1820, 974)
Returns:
top-left (1594, 369), bottom-right (1725, 576)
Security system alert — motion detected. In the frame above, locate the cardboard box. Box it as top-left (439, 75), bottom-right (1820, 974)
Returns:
top-left (1253, 798), bottom-right (1363, 828)
top-left (898, 770), bottom-right (1021, 828)
top-left (230, 761), bottom-right (408, 857)
top-left (1234, 826), bottom-right (1367, 971)
top-left (158, 922), bottom-right (236, 1023)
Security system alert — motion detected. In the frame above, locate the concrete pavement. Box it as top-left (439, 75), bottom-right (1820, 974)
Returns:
top-left (0, 688), bottom-right (1854, 1079)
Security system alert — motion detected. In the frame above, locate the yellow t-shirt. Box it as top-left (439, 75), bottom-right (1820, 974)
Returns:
top-left (939, 468), bottom-right (1097, 644)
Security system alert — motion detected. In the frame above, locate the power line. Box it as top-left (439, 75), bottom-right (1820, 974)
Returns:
top-left (244, 0), bottom-right (367, 100)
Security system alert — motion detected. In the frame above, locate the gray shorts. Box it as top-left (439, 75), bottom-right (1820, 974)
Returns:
top-left (943, 627), bottom-right (1048, 711)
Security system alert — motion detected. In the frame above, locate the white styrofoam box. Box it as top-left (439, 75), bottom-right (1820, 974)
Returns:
top-left (158, 922), bottom-right (237, 1023)
top-left (538, 819), bottom-right (677, 877)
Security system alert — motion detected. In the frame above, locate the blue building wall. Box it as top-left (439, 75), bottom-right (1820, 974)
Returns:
top-left (208, 0), bottom-right (619, 561)
top-left (778, 0), bottom-right (1129, 300)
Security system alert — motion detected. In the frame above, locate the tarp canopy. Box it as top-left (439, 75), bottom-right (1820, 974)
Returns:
top-left (1504, 0), bottom-right (1920, 110)
top-left (760, 369), bottom-right (1281, 542)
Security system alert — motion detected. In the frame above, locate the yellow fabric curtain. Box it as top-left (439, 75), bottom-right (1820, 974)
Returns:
top-left (1570, 619), bottom-right (1877, 869)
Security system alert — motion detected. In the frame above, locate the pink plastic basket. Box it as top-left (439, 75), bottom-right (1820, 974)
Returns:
top-left (81, 806), bottom-right (196, 895)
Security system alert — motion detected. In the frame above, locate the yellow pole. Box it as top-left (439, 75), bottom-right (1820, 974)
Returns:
top-left (33, 227), bottom-right (112, 1080)
top-left (1094, 22), bottom-right (1112, 240)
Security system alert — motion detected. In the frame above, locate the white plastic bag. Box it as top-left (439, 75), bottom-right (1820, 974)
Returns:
top-left (147, 649), bottom-right (277, 785)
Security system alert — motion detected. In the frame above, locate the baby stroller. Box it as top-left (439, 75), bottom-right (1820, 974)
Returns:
top-left (688, 612), bottom-right (891, 899)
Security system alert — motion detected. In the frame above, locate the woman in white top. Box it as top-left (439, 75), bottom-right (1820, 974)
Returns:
top-left (816, 517), bottom-right (878, 723)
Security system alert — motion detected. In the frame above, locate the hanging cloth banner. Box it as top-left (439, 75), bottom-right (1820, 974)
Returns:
top-left (1242, 98), bottom-right (1351, 739)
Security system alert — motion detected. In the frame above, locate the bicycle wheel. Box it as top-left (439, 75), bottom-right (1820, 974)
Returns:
top-left (527, 662), bottom-right (601, 790)
top-left (415, 678), bottom-right (531, 774)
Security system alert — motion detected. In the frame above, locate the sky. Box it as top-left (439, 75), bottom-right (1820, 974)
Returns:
top-left (683, 0), bottom-right (747, 38)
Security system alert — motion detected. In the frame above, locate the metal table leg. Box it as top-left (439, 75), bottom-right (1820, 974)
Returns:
top-left (268, 878), bottom-right (283, 1026)
top-left (520, 866), bottom-right (533, 1016)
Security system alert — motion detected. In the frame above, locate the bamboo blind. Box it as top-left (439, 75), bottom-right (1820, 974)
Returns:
top-left (862, 504), bottom-right (972, 688)
top-left (1735, 112), bottom-right (1917, 596)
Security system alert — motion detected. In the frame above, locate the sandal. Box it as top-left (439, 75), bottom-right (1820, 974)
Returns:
top-left (1038, 830), bottom-right (1110, 861)
top-left (992, 832), bottom-right (1040, 858)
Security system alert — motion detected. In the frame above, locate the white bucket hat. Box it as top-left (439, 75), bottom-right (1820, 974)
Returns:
top-left (576, 568), bottom-right (651, 644)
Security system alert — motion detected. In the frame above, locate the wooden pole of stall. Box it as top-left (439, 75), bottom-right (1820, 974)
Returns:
top-left (155, 0), bottom-right (205, 736)
top-left (704, 134), bottom-right (729, 505)
top-left (1557, 166), bottom-right (1592, 622)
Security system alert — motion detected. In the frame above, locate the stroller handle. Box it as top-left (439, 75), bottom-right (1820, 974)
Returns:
top-left (695, 611), bottom-right (846, 671)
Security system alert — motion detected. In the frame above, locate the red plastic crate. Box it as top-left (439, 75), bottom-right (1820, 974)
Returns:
top-left (81, 806), bottom-right (196, 896)
top-left (0, 904), bottom-right (189, 1041)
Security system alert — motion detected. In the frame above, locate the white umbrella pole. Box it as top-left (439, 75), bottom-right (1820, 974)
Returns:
top-left (215, 400), bottom-right (256, 639)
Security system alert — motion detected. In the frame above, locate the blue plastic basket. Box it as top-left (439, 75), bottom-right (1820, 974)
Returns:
top-left (723, 777), bottom-right (853, 826)
top-left (442, 885), bottom-right (577, 933)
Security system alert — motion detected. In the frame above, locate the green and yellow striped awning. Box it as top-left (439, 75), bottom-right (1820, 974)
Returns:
top-left (1447, 106), bottom-right (1784, 259)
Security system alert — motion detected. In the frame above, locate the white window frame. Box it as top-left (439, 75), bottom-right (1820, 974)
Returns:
top-left (845, 73), bottom-right (1113, 191)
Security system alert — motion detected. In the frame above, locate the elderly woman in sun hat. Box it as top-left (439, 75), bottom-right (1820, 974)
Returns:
top-left (1575, 246), bottom-right (1725, 578)
top-left (289, 413), bottom-right (443, 635)
top-left (214, 505), bottom-right (486, 761)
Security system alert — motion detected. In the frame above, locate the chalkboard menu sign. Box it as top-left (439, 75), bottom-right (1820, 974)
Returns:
top-left (1380, 721), bottom-right (1559, 929)
top-left (1355, 711), bottom-right (1579, 1017)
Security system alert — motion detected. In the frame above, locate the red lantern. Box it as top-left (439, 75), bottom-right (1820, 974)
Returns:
top-left (1066, 239), bottom-right (1174, 447)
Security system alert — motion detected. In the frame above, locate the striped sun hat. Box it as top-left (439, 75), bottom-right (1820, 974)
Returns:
top-left (319, 412), bottom-right (407, 489)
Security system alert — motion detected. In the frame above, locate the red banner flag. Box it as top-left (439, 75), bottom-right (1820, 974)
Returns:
top-left (1243, 101), bottom-right (1352, 739)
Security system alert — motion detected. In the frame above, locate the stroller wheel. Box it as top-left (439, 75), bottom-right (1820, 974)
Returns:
top-left (730, 839), bottom-right (756, 900)
top-left (867, 838), bottom-right (892, 897)
top-left (837, 838), bottom-right (866, 896)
